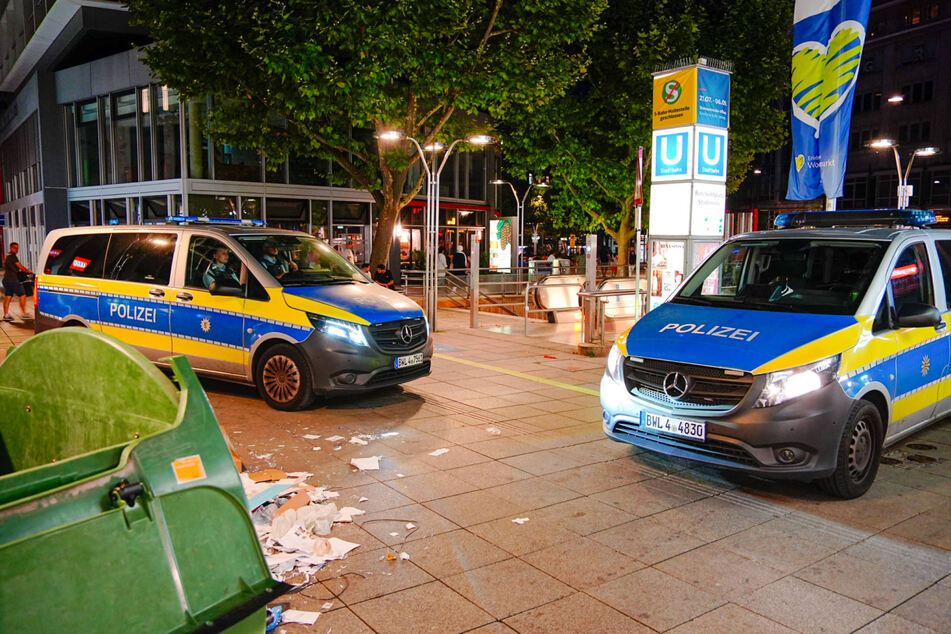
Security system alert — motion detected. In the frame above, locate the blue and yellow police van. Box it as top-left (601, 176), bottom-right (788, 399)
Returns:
top-left (602, 210), bottom-right (951, 497)
top-left (35, 218), bottom-right (431, 410)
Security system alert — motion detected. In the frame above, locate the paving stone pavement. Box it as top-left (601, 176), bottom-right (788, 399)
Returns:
top-left (4, 307), bottom-right (950, 632)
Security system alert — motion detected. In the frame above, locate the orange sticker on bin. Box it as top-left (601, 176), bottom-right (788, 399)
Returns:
top-left (172, 455), bottom-right (207, 484)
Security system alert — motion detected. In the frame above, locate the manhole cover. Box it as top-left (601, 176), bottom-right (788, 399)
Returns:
top-left (906, 454), bottom-right (937, 464)
top-left (880, 456), bottom-right (902, 465)
top-left (905, 443), bottom-right (936, 451)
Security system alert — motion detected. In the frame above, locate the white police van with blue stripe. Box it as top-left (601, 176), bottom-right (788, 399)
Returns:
top-left (603, 210), bottom-right (951, 497)
top-left (36, 218), bottom-right (431, 410)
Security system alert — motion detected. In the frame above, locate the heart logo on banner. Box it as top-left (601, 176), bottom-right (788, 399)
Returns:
top-left (795, 154), bottom-right (806, 172)
top-left (791, 20), bottom-right (866, 138)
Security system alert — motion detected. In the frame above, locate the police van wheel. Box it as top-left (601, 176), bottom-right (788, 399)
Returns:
top-left (818, 400), bottom-right (882, 499)
top-left (255, 344), bottom-right (314, 411)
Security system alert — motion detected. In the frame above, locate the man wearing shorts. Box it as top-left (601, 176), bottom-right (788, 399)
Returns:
top-left (3, 242), bottom-right (32, 321)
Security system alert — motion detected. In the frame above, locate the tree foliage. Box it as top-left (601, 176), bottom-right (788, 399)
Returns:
top-left (498, 0), bottom-right (793, 266)
top-left (128, 0), bottom-right (606, 267)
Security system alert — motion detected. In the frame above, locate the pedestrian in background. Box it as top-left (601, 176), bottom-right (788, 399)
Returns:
top-left (3, 242), bottom-right (32, 322)
top-left (373, 263), bottom-right (395, 289)
top-left (452, 244), bottom-right (468, 272)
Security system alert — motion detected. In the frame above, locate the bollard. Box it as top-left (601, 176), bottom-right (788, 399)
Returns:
top-left (583, 234), bottom-right (598, 343)
top-left (469, 239), bottom-right (480, 328)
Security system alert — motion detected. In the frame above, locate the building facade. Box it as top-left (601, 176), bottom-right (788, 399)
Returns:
top-left (730, 0), bottom-right (951, 227)
top-left (0, 1), bottom-right (494, 271)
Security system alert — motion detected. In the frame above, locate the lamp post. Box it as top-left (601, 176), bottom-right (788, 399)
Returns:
top-left (867, 138), bottom-right (940, 209)
top-left (490, 175), bottom-right (548, 270)
top-left (377, 131), bottom-right (493, 331)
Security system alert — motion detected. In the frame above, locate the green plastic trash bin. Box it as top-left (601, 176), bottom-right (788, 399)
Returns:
top-left (0, 328), bottom-right (288, 632)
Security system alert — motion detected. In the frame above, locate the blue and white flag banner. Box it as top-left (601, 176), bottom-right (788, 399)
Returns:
top-left (786, 0), bottom-right (871, 201)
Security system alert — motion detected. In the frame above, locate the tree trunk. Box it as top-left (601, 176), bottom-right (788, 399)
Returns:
top-left (370, 198), bottom-right (399, 270)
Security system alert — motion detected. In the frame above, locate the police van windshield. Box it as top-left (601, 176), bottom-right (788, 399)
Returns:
top-left (673, 238), bottom-right (889, 315)
top-left (234, 234), bottom-right (367, 286)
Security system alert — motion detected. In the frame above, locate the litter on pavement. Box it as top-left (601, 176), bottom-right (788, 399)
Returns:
top-left (428, 448), bottom-right (450, 456)
top-left (281, 609), bottom-right (320, 625)
top-left (350, 456), bottom-right (381, 470)
top-left (512, 517), bottom-right (530, 524)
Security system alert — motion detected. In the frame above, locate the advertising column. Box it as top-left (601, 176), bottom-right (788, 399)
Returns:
top-left (648, 62), bottom-right (731, 310)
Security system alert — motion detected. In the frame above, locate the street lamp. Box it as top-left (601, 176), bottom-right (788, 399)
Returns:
top-left (490, 175), bottom-right (548, 269)
top-left (377, 130), bottom-right (494, 330)
top-left (867, 138), bottom-right (941, 209)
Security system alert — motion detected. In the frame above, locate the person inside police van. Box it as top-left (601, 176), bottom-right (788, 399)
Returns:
top-left (260, 240), bottom-right (298, 280)
top-left (203, 247), bottom-right (241, 291)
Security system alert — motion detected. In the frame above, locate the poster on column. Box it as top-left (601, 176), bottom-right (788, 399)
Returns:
top-left (650, 240), bottom-right (685, 310)
top-left (489, 218), bottom-right (513, 271)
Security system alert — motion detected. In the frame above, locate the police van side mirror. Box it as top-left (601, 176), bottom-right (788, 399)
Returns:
top-left (895, 302), bottom-right (942, 328)
top-left (209, 285), bottom-right (244, 298)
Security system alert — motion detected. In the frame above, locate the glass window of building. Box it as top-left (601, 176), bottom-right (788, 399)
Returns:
top-left (332, 202), bottom-right (369, 224)
top-left (101, 95), bottom-right (114, 183)
top-left (241, 197), bottom-right (261, 220)
top-left (114, 91), bottom-right (138, 183)
top-left (140, 87), bottom-right (153, 180)
top-left (214, 141), bottom-right (261, 182)
top-left (266, 198), bottom-right (308, 231)
top-left (69, 201), bottom-right (92, 227)
top-left (77, 100), bottom-right (100, 186)
top-left (458, 209), bottom-right (484, 226)
top-left (64, 104), bottom-right (76, 188)
top-left (469, 150), bottom-right (485, 200)
top-left (189, 194), bottom-right (237, 218)
top-left (143, 196), bottom-right (169, 222)
top-left (439, 154), bottom-right (458, 197)
top-left (311, 200), bottom-right (328, 239)
top-left (266, 156), bottom-right (287, 184)
top-left (153, 86), bottom-right (181, 180)
top-left (289, 154), bottom-right (331, 186)
top-left (186, 99), bottom-right (210, 179)
top-left (104, 199), bottom-right (128, 224)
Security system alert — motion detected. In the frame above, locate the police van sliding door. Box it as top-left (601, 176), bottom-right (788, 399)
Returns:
top-left (930, 240), bottom-right (951, 419)
top-left (98, 232), bottom-right (176, 360)
top-left (887, 242), bottom-right (950, 436)
top-left (170, 236), bottom-right (246, 377)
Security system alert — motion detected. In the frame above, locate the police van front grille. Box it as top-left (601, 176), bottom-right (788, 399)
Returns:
top-left (612, 419), bottom-right (759, 467)
top-left (369, 318), bottom-right (427, 353)
top-left (623, 357), bottom-right (753, 408)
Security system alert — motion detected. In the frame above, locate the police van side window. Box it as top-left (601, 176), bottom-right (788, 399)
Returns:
top-left (890, 242), bottom-right (934, 314)
top-left (186, 236), bottom-right (242, 292)
top-left (43, 234), bottom-right (109, 278)
top-left (104, 233), bottom-right (177, 285)
top-left (933, 240), bottom-right (951, 309)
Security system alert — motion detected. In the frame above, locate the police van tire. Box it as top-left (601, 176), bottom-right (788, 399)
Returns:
top-left (255, 344), bottom-right (314, 411)
top-left (818, 400), bottom-right (883, 499)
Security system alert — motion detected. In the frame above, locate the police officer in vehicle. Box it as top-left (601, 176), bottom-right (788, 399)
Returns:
top-left (260, 240), bottom-right (298, 280)
top-left (203, 247), bottom-right (241, 291)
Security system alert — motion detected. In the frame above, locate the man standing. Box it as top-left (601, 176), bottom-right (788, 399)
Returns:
top-left (3, 242), bottom-right (32, 321)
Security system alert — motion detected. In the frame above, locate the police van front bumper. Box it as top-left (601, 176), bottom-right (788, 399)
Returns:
top-left (600, 371), bottom-right (855, 479)
top-left (298, 328), bottom-right (433, 394)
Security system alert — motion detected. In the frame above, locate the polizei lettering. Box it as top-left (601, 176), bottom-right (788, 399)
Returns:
top-left (109, 302), bottom-right (158, 324)
top-left (659, 322), bottom-right (760, 342)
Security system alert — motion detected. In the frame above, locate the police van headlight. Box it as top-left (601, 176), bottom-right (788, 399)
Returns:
top-left (606, 344), bottom-right (625, 383)
top-left (309, 314), bottom-right (369, 347)
top-left (754, 354), bottom-right (840, 408)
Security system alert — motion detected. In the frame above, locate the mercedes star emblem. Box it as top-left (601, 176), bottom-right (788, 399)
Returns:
top-left (399, 324), bottom-right (414, 344)
top-left (662, 372), bottom-right (690, 400)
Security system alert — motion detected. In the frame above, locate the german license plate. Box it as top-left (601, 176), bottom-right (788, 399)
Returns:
top-left (395, 353), bottom-right (424, 369)
top-left (641, 412), bottom-right (706, 441)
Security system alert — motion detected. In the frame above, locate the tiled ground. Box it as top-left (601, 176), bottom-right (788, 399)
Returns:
top-left (4, 306), bottom-right (951, 632)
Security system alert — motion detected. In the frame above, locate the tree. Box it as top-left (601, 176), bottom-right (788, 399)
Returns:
top-left (498, 0), bottom-right (793, 268)
top-left (128, 0), bottom-right (606, 268)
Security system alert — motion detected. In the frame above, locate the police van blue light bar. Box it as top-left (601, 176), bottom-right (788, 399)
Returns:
top-left (145, 216), bottom-right (266, 226)
top-left (774, 209), bottom-right (937, 229)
